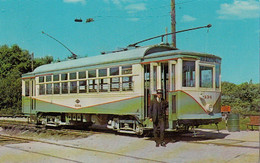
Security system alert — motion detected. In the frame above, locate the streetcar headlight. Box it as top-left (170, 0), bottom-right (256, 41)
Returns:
top-left (205, 104), bottom-right (213, 113)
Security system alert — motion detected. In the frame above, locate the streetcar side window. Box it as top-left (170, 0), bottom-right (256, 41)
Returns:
top-left (79, 71), bottom-right (86, 79)
top-left (182, 61), bottom-right (195, 87)
top-left (79, 81), bottom-right (87, 93)
top-left (61, 74), bottom-right (68, 80)
top-left (200, 66), bottom-right (213, 88)
top-left (62, 82), bottom-right (68, 94)
top-left (122, 65), bottom-right (132, 74)
top-left (89, 79), bottom-right (97, 92)
top-left (110, 67), bottom-right (119, 76)
top-left (99, 68), bottom-right (107, 77)
top-left (70, 81), bottom-right (77, 93)
top-left (39, 84), bottom-right (45, 95)
top-left (99, 79), bottom-right (109, 92)
top-left (88, 70), bottom-right (96, 78)
top-left (53, 74), bottom-right (59, 81)
top-left (215, 64), bottom-right (220, 88)
top-left (46, 75), bottom-right (52, 82)
top-left (39, 76), bottom-right (44, 83)
top-left (122, 76), bottom-right (133, 91)
top-left (69, 72), bottom-right (77, 80)
top-left (110, 77), bottom-right (120, 91)
top-left (54, 83), bottom-right (60, 94)
top-left (46, 83), bottom-right (52, 94)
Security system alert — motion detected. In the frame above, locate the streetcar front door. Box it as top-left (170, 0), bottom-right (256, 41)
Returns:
top-left (144, 61), bottom-right (176, 128)
top-left (144, 63), bottom-right (166, 119)
top-left (144, 63), bottom-right (161, 119)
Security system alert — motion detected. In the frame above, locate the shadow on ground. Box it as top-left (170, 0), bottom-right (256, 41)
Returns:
top-left (144, 130), bottom-right (230, 145)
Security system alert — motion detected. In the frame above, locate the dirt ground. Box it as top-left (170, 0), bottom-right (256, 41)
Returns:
top-left (0, 128), bottom-right (259, 163)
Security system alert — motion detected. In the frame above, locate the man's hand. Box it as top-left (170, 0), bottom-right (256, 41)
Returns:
top-left (149, 118), bottom-right (153, 122)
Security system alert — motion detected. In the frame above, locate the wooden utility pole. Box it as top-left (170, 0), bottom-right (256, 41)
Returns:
top-left (31, 53), bottom-right (34, 71)
top-left (171, 0), bottom-right (176, 47)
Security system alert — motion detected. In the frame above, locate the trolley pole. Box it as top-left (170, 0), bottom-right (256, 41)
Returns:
top-left (171, 0), bottom-right (176, 48)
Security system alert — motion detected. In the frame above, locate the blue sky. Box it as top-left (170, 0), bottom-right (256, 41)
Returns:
top-left (0, 0), bottom-right (259, 84)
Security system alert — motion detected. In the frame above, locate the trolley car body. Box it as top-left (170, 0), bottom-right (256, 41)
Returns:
top-left (22, 45), bottom-right (221, 134)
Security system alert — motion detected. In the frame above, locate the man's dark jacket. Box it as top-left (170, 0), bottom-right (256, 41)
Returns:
top-left (149, 98), bottom-right (168, 123)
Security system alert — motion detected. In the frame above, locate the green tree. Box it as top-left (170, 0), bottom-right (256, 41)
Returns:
top-left (221, 81), bottom-right (239, 106)
top-left (0, 45), bottom-right (31, 78)
top-left (221, 81), bottom-right (260, 114)
top-left (0, 44), bottom-right (53, 115)
top-left (33, 55), bottom-right (53, 69)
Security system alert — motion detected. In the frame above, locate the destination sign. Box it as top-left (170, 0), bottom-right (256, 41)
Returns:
top-left (200, 57), bottom-right (221, 63)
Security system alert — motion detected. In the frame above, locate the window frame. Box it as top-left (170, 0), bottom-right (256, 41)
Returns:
top-left (61, 73), bottom-right (68, 81)
top-left (199, 65), bottom-right (214, 88)
top-left (182, 60), bottom-right (196, 88)
top-left (110, 67), bottom-right (119, 76)
top-left (98, 68), bottom-right (107, 77)
top-left (215, 63), bottom-right (221, 89)
top-left (198, 62), bottom-right (216, 90)
top-left (46, 83), bottom-right (53, 94)
top-left (88, 70), bottom-right (96, 78)
top-left (53, 83), bottom-right (60, 94)
top-left (70, 81), bottom-right (78, 94)
top-left (69, 72), bottom-right (77, 80)
top-left (122, 65), bottom-right (132, 75)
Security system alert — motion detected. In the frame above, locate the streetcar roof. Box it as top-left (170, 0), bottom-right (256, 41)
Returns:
top-left (22, 45), bottom-right (221, 77)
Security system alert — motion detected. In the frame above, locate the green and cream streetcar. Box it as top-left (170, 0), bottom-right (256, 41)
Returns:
top-left (22, 44), bottom-right (221, 135)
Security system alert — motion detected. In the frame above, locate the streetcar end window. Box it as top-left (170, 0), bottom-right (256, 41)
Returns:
top-left (200, 66), bottom-right (213, 88)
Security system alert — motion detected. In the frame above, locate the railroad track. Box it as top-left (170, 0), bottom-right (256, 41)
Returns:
top-left (188, 139), bottom-right (259, 149)
top-left (0, 134), bottom-right (166, 163)
top-left (0, 122), bottom-right (93, 138)
top-left (0, 133), bottom-right (258, 163)
top-left (0, 123), bottom-right (258, 163)
top-left (172, 132), bottom-right (259, 150)
top-left (1, 120), bottom-right (258, 150)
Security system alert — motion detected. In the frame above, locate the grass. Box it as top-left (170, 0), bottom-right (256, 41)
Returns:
top-left (199, 116), bottom-right (259, 131)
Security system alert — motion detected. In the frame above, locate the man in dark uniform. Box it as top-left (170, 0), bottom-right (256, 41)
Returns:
top-left (149, 89), bottom-right (167, 147)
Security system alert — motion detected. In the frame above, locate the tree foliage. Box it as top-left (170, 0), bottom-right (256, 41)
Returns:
top-left (34, 55), bottom-right (53, 69)
top-left (221, 81), bottom-right (260, 114)
top-left (0, 45), bottom-right (53, 115)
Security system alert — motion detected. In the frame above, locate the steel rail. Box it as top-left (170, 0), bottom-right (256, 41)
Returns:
top-left (0, 134), bottom-right (166, 163)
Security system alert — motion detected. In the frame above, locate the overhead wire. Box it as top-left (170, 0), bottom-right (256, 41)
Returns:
top-left (88, 0), bottom-right (202, 22)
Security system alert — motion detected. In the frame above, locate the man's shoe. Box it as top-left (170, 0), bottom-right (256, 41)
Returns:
top-left (161, 142), bottom-right (166, 147)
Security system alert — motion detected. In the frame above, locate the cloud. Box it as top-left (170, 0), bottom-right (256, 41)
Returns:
top-left (104, 0), bottom-right (132, 6)
top-left (104, 0), bottom-right (147, 13)
top-left (63, 0), bottom-right (86, 5)
top-left (127, 17), bottom-right (140, 22)
top-left (125, 3), bottom-right (147, 13)
top-left (181, 15), bottom-right (197, 22)
top-left (111, 0), bottom-right (121, 6)
top-left (217, 0), bottom-right (259, 19)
